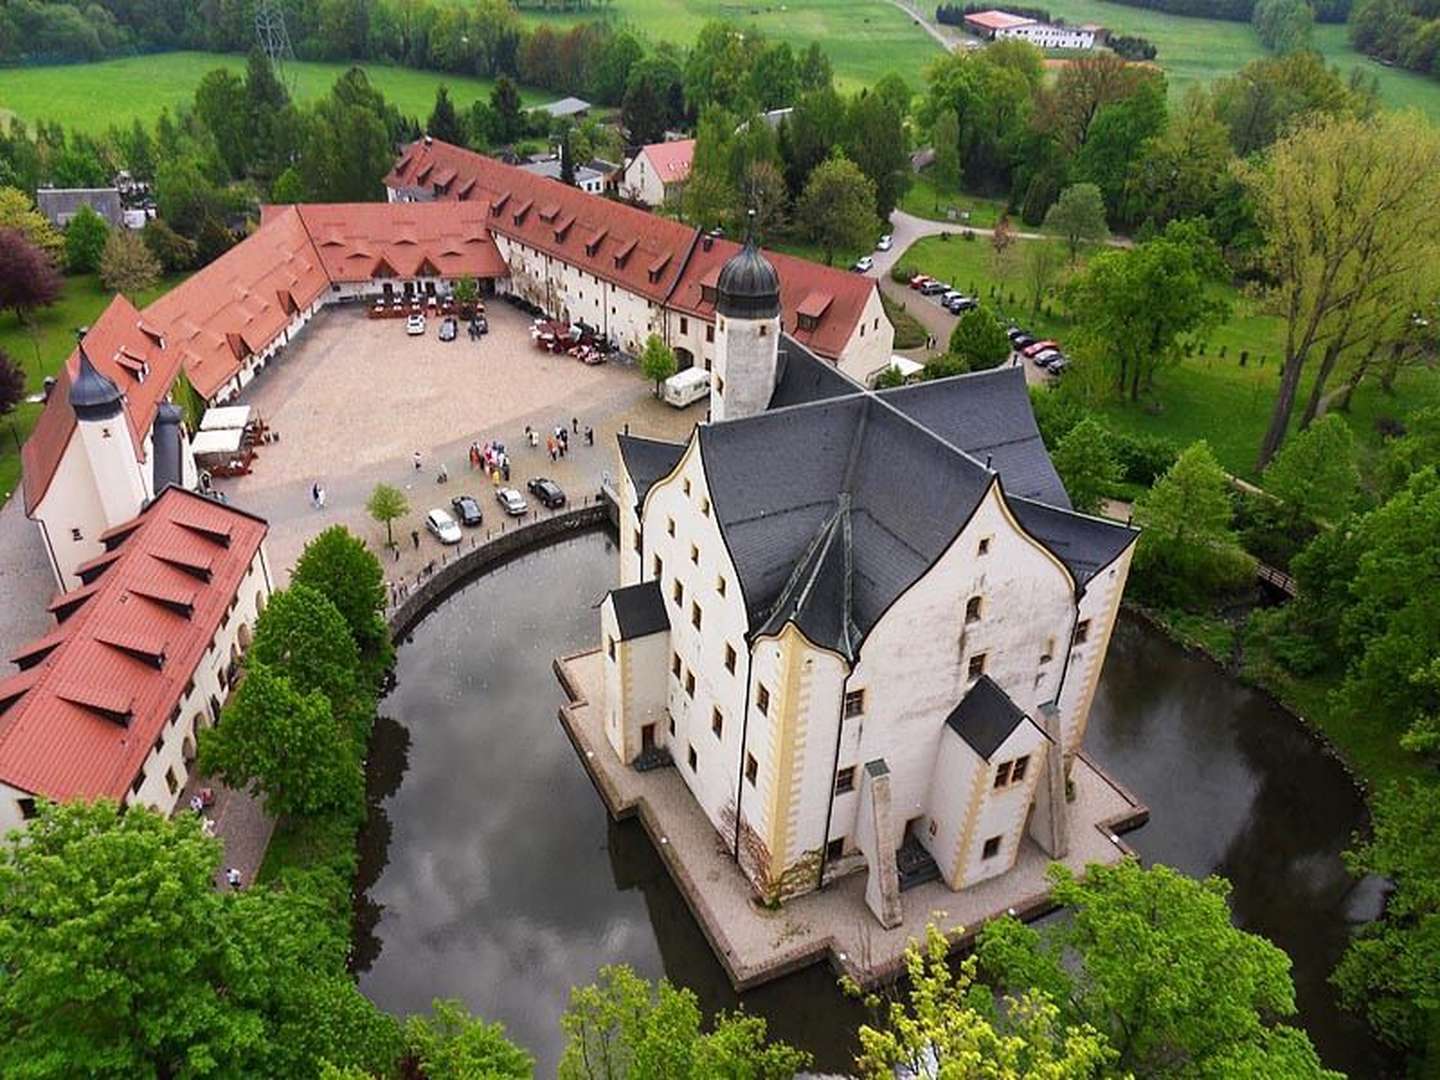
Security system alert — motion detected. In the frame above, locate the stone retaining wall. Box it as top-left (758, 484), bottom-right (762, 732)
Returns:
top-left (387, 502), bottom-right (610, 640)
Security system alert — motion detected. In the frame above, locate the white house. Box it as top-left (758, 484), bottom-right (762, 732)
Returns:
top-left (620, 139), bottom-right (695, 208)
top-left (599, 241), bottom-right (1137, 925)
top-left (964, 9), bottom-right (1099, 48)
top-left (0, 486), bottom-right (271, 836)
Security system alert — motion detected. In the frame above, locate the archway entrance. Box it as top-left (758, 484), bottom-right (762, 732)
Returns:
top-left (675, 347), bottom-right (695, 371)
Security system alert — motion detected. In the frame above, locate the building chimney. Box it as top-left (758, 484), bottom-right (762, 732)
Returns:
top-left (424, 134), bottom-right (434, 146)
top-left (702, 234), bottom-right (713, 252)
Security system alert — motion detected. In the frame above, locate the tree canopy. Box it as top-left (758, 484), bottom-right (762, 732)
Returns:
top-left (796, 153), bottom-right (878, 267)
top-left (291, 525), bottom-right (391, 666)
top-left (948, 305), bottom-right (1011, 371)
top-left (1053, 416), bottom-right (1121, 515)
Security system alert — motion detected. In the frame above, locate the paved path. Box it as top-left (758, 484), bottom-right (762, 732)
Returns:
top-left (177, 771), bottom-right (275, 892)
top-left (0, 497), bottom-right (58, 663)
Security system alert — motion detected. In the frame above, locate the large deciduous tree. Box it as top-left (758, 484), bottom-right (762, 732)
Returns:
top-left (1261, 412), bottom-right (1359, 529)
top-left (843, 74), bottom-right (912, 219)
top-left (948, 305), bottom-right (1010, 371)
top-left (796, 153), bottom-right (878, 267)
top-left (640, 334), bottom-right (677, 396)
top-left (1043, 182), bottom-right (1109, 264)
top-left (63, 204), bottom-right (108, 274)
top-left (99, 229), bottom-right (161, 300)
top-left (1242, 112), bottom-right (1440, 470)
top-left (248, 583), bottom-right (362, 729)
top-left (0, 229), bottom-right (63, 321)
top-left (403, 999), bottom-right (533, 1079)
top-left (1053, 416), bottom-right (1121, 515)
top-left (290, 525), bottom-right (391, 666)
top-left (977, 861), bottom-right (1337, 1078)
top-left (0, 186), bottom-right (64, 263)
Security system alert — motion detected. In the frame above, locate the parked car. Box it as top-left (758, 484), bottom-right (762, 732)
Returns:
top-left (909, 274), bottom-right (932, 290)
top-left (425, 508), bottom-right (462, 544)
top-left (1010, 332), bottom-right (1036, 350)
top-left (496, 487), bottom-right (528, 516)
top-left (471, 315), bottom-right (488, 338)
top-left (527, 477), bottom-right (567, 508)
top-left (876, 234), bottom-right (893, 251)
top-left (853, 255), bottom-right (875, 273)
top-left (1021, 340), bottom-right (1058, 358)
top-left (1047, 357), bottom-right (1069, 375)
top-left (946, 295), bottom-right (977, 314)
top-left (438, 316), bottom-right (457, 342)
top-left (1007, 326), bottom-right (1029, 343)
top-left (920, 280), bottom-right (949, 296)
top-left (941, 290), bottom-right (963, 304)
top-left (405, 314), bottom-right (426, 336)
top-left (1033, 348), bottom-right (1063, 366)
top-left (450, 494), bottom-right (483, 526)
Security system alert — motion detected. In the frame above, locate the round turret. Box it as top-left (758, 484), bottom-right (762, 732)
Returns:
top-left (69, 343), bottom-right (124, 422)
top-left (716, 237), bottom-right (781, 320)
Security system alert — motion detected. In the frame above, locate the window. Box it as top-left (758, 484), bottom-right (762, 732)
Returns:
top-left (758, 325), bottom-right (768, 337)
top-left (684, 670), bottom-right (695, 698)
top-left (70, 526), bottom-right (84, 541)
top-left (690, 543), bottom-right (699, 564)
top-left (607, 637), bottom-right (617, 661)
top-left (17, 797), bottom-right (36, 821)
top-left (1074, 619), bottom-right (1091, 645)
top-left (756, 683), bottom-right (770, 715)
top-left (701, 497), bottom-right (711, 517)
top-left (746, 753), bottom-right (758, 785)
top-left (716, 576), bottom-right (727, 598)
top-left (652, 555), bottom-right (663, 580)
top-left (982, 835), bottom-right (1002, 860)
top-left (968, 653), bottom-right (987, 680)
top-left (716, 376), bottom-right (725, 394)
top-left (1011, 755), bottom-right (1029, 783)
top-left (826, 837), bottom-right (845, 860)
top-left (688, 745), bottom-right (697, 771)
top-left (706, 325), bottom-right (715, 343)
top-left (712, 707), bottom-right (723, 738)
top-left (965, 596), bottom-right (982, 624)
top-left (680, 316), bottom-right (689, 334)
top-left (669, 715), bottom-right (676, 735)
top-left (691, 601), bottom-right (702, 630)
top-left (683, 477), bottom-right (691, 496)
top-left (977, 537), bottom-right (991, 556)
top-left (672, 578), bottom-right (684, 606)
top-left (667, 517), bottom-right (676, 537)
top-left (994, 761), bottom-right (1012, 788)
top-left (834, 766), bottom-right (856, 794)
top-left (165, 767), bottom-right (179, 794)
top-left (843, 689), bottom-right (865, 719)
top-left (633, 529), bottom-right (642, 554)
top-left (724, 643), bottom-right (737, 673)
top-left (672, 652), bottom-right (682, 678)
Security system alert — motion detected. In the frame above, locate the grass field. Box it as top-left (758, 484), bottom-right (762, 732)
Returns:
top-left (521, 0), bottom-right (943, 93)
top-left (899, 170), bottom-right (1011, 227)
top-left (0, 273), bottom-right (183, 506)
top-left (1043, 0), bottom-right (1440, 115)
top-left (0, 52), bottom-right (543, 135)
top-left (900, 233), bottom-right (1440, 477)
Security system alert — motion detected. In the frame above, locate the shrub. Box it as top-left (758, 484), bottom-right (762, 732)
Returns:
top-left (890, 262), bottom-right (916, 283)
top-left (1112, 431), bottom-right (1179, 486)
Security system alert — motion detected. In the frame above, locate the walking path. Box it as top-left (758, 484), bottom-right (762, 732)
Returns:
top-left (0, 497), bottom-right (55, 664)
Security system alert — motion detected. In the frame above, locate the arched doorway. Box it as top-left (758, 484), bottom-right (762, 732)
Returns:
top-left (675, 347), bottom-right (695, 371)
top-left (182, 734), bottom-right (196, 763)
top-left (255, 589), bottom-right (267, 615)
top-left (237, 623), bottom-right (252, 652)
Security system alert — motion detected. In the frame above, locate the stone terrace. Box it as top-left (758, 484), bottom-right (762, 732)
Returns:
top-left (556, 648), bottom-right (1148, 991)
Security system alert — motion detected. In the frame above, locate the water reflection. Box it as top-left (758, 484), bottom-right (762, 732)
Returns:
top-left (357, 531), bottom-right (1388, 1076)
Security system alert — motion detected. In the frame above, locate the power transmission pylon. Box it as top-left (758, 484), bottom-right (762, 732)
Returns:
top-left (254, 0), bottom-right (297, 93)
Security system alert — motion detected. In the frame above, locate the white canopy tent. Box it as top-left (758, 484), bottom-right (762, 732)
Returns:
top-left (199, 405), bottom-right (252, 432)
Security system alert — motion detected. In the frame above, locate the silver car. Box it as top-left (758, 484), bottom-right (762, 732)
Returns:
top-left (425, 508), bottom-right (462, 544)
top-left (495, 487), bottom-right (529, 516)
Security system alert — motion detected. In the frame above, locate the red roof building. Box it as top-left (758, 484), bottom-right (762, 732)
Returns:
top-left (0, 487), bottom-right (270, 831)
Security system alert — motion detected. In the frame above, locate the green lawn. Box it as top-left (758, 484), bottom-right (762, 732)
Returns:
top-left (899, 169), bottom-right (1011, 227)
top-left (0, 273), bottom-right (182, 507)
top-left (900, 233), bottom-right (1440, 477)
top-left (0, 52), bottom-right (543, 135)
top-left (1042, 0), bottom-right (1440, 116)
top-left (522, 0), bottom-right (943, 94)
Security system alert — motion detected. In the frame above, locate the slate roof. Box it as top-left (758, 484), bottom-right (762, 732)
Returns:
top-left (609, 580), bottom-right (669, 640)
top-left (769, 338), bottom-right (862, 410)
top-left (541, 96), bottom-right (591, 117)
top-left (617, 434), bottom-right (685, 507)
top-left (36, 187), bottom-right (124, 228)
top-left (945, 675), bottom-right (1034, 760)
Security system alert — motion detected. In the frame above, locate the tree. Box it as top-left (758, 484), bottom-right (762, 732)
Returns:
top-left (1241, 112), bottom-right (1440, 469)
top-left (0, 801), bottom-right (255, 1077)
top-left (142, 216), bottom-right (194, 273)
top-left (843, 76), bottom-right (912, 219)
top-left (851, 926), bottom-right (1115, 1079)
top-left (640, 334), bottom-right (677, 396)
top-left (427, 85), bottom-right (464, 144)
top-left (798, 42), bottom-right (833, 93)
top-left (978, 861), bottom-right (1335, 1078)
top-left (1261, 413), bottom-right (1358, 528)
top-left (931, 107), bottom-right (961, 193)
top-left (1043, 183), bottom-right (1109, 264)
top-left (1333, 780), bottom-right (1440, 1053)
top-left (1072, 76), bottom-right (1167, 221)
top-left (1053, 417), bottom-right (1120, 515)
top-left (1127, 86), bottom-right (1233, 228)
top-left (194, 67), bottom-right (250, 178)
top-left (948, 305), bottom-right (1010, 371)
top-left (248, 584), bottom-right (362, 725)
top-left (0, 229), bottom-right (63, 321)
top-left (1214, 52), bottom-right (1359, 157)
top-left (290, 525), bottom-right (391, 665)
top-left (99, 229), bottom-right (161, 300)
top-left (1022, 239), bottom-right (1063, 316)
top-left (1036, 52), bottom-right (1151, 157)
top-left (796, 153), bottom-right (879, 267)
top-left (779, 86), bottom-right (846, 196)
top-left (367, 483), bottom-right (409, 549)
top-left (490, 76), bottom-right (524, 144)
top-left (403, 999), bottom-right (532, 1079)
top-left (0, 349), bottom-right (22, 419)
top-left (1254, 0), bottom-right (1315, 53)
top-left (199, 662), bottom-right (363, 819)
top-left (990, 213), bottom-right (1017, 278)
top-left (559, 965), bottom-right (809, 1079)
top-left (743, 160), bottom-right (789, 243)
top-left (1063, 220), bottom-right (1229, 401)
top-left (1132, 441), bottom-right (1251, 606)
top-left (63, 204), bottom-right (108, 273)
top-left (0, 186), bottom-right (64, 263)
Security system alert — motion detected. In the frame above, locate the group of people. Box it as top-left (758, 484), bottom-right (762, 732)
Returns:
top-left (468, 440), bottom-right (511, 484)
top-left (529, 418), bottom-right (595, 463)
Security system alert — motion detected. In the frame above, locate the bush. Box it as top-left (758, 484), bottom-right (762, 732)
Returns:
top-left (1112, 431), bottom-right (1179, 486)
top-left (890, 262), bottom-right (916, 283)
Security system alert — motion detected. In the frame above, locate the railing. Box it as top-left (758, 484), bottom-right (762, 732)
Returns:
top-left (1255, 562), bottom-right (1297, 597)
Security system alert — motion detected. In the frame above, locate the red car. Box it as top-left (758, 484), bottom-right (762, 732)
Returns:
top-left (909, 274), bottom-right (933, 290)
top-left (1021, 339), bottom-right (1059, 358)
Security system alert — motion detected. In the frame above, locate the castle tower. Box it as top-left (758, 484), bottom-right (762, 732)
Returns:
top-left (711, 220), bottom-right (781, 423)
top-left (71, 341), bottom-right (147, 530)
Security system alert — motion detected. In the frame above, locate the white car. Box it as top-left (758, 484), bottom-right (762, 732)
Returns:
top-left (425, 508), bottom-right (462, 544)
top-left (406, 314), bottom-right (426, 336)
top-left (876, 234), bottom-right (893, 251)
top-left (853, 255), bottom-right (875, 273)
top-left (495, 487), bottom-right (529, 516)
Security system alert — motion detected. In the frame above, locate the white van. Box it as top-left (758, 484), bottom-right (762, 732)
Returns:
top-left (662, 367), bottom-right (711, 408)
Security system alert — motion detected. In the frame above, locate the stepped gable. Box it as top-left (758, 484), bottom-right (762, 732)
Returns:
top-left (0, 487), bottom-right (267, 803)
top-left (21, 295), bottom-right (178, 515)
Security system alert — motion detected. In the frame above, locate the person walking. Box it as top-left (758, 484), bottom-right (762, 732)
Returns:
top-left (311, 481), bottom-right (320, 508)
top-left (226, 867), bottom-right (242, 889)
top-left (585, 426), bottom-right (594, 446)
top-left (413, 450), bottom-right (423, 471)
top-left (316, 485), bottom-right (326, 509)
top-left (572, 416), bottom-right (579, 434)
top-left (547, 436), bottom-right (557, 462)
top-left (411, 528), bottom-right (420, 550)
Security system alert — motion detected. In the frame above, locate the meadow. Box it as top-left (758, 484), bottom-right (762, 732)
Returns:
top-left (0, 52), bottom-right (541, 135)
top-left (898, 233), bottom-right (1440, 478)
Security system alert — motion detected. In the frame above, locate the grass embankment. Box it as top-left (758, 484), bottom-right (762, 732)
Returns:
top-left (900, 233), bottom-right (1440, 477)
top-left (880, 292), bottom-right (927, 349)
top-left (1041, 0), bottom-right (1440, 115)
top-left (899, 171), bottom-right (1011, 227)
top-left (0, 273), bottom-right (183, 508)
top-left (521, 0), bottom-right (942, 94)
top-left (0, 52), bottom-right (545, 134)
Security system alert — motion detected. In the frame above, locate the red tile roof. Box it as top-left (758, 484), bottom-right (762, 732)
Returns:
top-left (639, 139), bottom-right (695, 184)
top-left (964, 9), bottom-right (1036, 29)
top-left (0, 487), bottom-right (267, 804)
top-left (291, 202), bottom-right (507, 283)
top-left (146, 205), bottom-right (330, 401)
top-left (21, 294), bottom-right (179, 515)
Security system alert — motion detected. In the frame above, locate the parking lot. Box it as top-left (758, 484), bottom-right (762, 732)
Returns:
top-left (214, 297), bottom-right (695, 580)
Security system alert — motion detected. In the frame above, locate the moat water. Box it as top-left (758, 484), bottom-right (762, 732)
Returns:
top-left (355, 527), bottom-right (1392, 1076)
